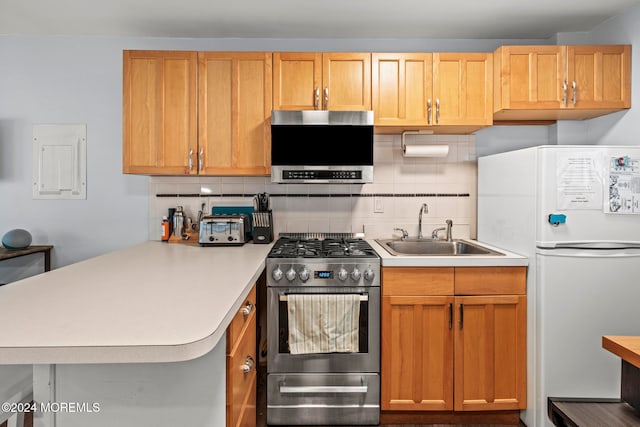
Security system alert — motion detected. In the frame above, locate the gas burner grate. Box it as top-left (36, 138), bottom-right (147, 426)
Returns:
top-left (268, 235), bottom-right (378, 259)
top-left (279, 232), bottom-right (357, 240)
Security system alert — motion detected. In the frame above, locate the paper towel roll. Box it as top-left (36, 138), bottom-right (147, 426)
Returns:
top-left (403, 144), bottom-right (449, 158)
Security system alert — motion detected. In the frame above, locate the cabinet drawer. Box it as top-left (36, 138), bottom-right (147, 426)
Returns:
top-left (227, 285), bottom-right (257, 352)
top-left (235, 376), bottom-right (257, 427)
top-left (227, 313), bottom-right (257, 427)
top-left (382, 267), bottom-right (454, 296)
top-left (455, 267), bottom-right (526, 295)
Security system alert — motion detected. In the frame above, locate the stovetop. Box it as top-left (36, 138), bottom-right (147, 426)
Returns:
top-left (268, 236), bottom-right (379, 259)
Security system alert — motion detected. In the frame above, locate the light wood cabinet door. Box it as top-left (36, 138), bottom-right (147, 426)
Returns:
top-left (494, 45), bottom-right (566, 112)
top-left (322, 53), bottom-right (371, 110)
top-left (454, 295), bottom-right (527, 412)
top-left (372, 53), bottom-right (433, 126)
top-left (494, 44), bottom-right (630, 120)
top-left (372, 53), bottom-right (492, 132)
top-left (433, 53), bottom-right (493, 127)
top-left (122, 50), bottom-right (197, 175)
top-left (382, 295), bottom-right (454, 411)
top-left (199, 52), bottom-right (272, 175)
top-left (226, 285), bottom-right (258, 427)
top-left (567, 45), bottom-right (631, 110)
top-left (273, 52), bottom-right (322, 110)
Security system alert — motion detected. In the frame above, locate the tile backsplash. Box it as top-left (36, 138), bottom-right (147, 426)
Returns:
top-left (148, 134), bottom-right (477, 241)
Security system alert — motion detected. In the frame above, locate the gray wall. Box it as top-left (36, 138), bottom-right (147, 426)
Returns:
top-left (1, 6), bottom-right (638, 279)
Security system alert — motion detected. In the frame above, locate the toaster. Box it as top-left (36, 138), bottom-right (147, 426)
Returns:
top-left (199, 214), bottom-right (249, 246)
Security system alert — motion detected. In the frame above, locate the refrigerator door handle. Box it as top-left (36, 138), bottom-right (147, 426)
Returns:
top-left (537, 241), bottom-right (640, 250)
top-left (537, 247), bottom-right (640, 258)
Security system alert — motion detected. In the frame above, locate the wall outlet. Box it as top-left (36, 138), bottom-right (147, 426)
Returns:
top-left (374, 197), bottom-right (384, 213)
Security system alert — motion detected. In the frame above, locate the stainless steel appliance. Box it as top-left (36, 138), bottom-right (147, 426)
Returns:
top-left (266, 233), bottom-right (381, 425)
top-left (270, 110), bottom-right (374, 184)
top-left (198, 214), bottom-right (249, 246)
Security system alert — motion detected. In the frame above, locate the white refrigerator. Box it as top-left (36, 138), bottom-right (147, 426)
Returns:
top-left (478, 145), bottom-right (640, 427)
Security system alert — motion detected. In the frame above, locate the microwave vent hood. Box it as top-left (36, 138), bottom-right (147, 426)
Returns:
top-left (270, 110), bottom-right (374, 184)
top-left (271, 110), bottom-right (373, 126)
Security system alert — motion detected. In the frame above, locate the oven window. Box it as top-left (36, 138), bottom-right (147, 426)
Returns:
top-left (278, 297), bottom-right (369, 354)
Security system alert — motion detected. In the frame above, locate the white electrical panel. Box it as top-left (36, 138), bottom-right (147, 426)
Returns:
top-left (32, 124), bottom-right (87, 199)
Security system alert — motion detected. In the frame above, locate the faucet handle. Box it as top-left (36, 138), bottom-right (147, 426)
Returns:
top-left (393, 228), bottom-right (409, 240)
top-left (431, 227), bottom-right (446, 240)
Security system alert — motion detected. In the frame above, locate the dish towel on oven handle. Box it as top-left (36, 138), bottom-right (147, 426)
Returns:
top-left (287, 294), bottom-right (361, 355)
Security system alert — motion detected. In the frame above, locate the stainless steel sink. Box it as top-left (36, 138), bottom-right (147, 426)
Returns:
top-left (375, 238), bottom-right (504, 256)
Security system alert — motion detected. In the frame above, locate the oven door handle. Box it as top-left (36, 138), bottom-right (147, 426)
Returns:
top-left (279, 295), bottom-right (368, 301)
top-left (280, 385), bottom-right (368, 394)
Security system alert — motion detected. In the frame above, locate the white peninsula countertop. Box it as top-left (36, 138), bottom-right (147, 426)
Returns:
top-left (0, 241), bottom-right (272, 364)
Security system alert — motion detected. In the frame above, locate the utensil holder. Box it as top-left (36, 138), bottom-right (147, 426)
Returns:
top-left (252, 210), bottom-right (273, 244)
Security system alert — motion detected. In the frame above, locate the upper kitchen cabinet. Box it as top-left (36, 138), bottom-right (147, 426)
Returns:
top-left (199, 52), bottom-right (272, 175)
top-left (372, 53), bottom-right (433, 127)
top-left (372, 53), bottom-right (493, 134)
top-left (273, 52), bottom-right (371, 111)
top-left (273, 52), bottom-right (322, 110)
top-left (493, 45), bottom-right (631, 121)
top-left (123, 50), bottom-right (197, 175)
top-left (123, 50), bottom-right (271, 176)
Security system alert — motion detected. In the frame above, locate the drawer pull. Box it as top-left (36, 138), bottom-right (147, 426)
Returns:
top-left (241, 355), bottom-right (255, 374)
top-left (280, 385), bottom-right (368, 394)
top-left (240, 301), bottom-right (254, 316)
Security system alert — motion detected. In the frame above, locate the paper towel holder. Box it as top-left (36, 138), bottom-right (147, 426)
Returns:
top-left (401, 130), bottom-right (449, 158)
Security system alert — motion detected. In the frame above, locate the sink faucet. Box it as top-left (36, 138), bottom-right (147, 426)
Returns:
top-left (431, 219), bottom-right (454, 242)
top-left (417, 203), bottom-right (429, 239)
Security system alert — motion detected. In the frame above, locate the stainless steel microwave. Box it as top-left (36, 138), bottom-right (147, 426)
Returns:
top-left (270, 110), bottom-right (374, 184)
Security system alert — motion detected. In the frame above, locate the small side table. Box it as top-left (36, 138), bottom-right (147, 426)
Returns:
top-left (0, 245), bottom-right (53, 273)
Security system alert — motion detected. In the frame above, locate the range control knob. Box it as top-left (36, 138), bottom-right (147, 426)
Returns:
top-left (299, 267), bottom-right (310, 282)
top-left (351, 268), bottom-right (361, 281)
top-left (363, 268), bottom-right (375, 281)
top-left (272, 267), bottom-right (283, 282)
top-left (285, 268), bottom-right (297, 282)
top-left (337, 268), bottom-right (348, 281)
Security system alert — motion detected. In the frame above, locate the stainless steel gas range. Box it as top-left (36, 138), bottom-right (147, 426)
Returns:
top-left (266, 233), bottom-right (380, 426)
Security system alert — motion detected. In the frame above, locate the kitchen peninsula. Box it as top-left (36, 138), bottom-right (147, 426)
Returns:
top-left (0, 241), bottom-right (272, 426)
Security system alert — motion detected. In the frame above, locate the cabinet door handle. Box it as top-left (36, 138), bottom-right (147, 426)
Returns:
top-left (459, 303), bottom-right (464, 329)
top-left (314, 87), bottom-right (320, 110)
top-left (448, 303), bottom-right (453, 330)
top-left (188, 148), bottom-right (193, 171)
top-left (427, 98), bottom-right (432, 124)
top-left (324, 87), bottom-right (329, 110)
top-left (436, 98), bottom-right (440, 124)
top-left (240, 301), bottom-right (254, 316)
top-left (572, 80), bottom-right (577, 106)
top-left (241, 355), bottom-right (255, 374)
top-left (563, 80), bottom-right (568, 106)
top-left (198, 148), bottom-right (203, 172)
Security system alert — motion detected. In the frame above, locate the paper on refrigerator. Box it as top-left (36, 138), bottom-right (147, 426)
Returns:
top-left (556, 152), bottom-right (603, 210)
top-left (606, 155), bottom-right (640, 214)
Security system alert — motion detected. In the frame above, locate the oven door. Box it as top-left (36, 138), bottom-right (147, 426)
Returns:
top-left (267, 286), bottom-right (380, 374)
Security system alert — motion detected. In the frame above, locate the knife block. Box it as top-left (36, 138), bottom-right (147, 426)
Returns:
top-left (252, 210), bottom-right (273, 244)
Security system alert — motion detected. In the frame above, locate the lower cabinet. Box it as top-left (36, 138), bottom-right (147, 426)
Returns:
top-left (226, 285), bottom-right (258, 427)
top-left (381, 266), bottom-right (526, 421)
